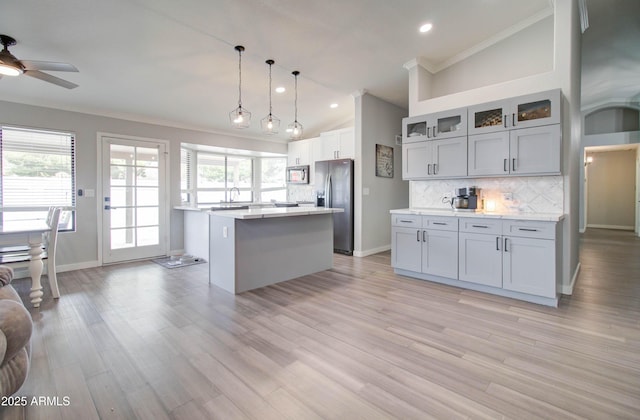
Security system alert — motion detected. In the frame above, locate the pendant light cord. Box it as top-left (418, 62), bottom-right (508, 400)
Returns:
top-left (238, 48), bottom-right (242, 107)
top-left (294, 71), bottom-right (299, 122)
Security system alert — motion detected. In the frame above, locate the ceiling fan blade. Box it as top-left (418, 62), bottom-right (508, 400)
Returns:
top-left (20, 60), bottom-right (78, 72)
top-left (23, 70), bottom-right (78, 89)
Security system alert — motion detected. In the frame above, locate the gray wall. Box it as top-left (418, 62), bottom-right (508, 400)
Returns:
top-left (432, 15), bottom-right (554, 98)
top-left (586, 149), bottom-right (637, 229)
top-left (0, 100), bottom-right (286, 271)
top-left (584, 107), bottom-right (640, 135)
top-left (355, 93), bottom-right (408, 255)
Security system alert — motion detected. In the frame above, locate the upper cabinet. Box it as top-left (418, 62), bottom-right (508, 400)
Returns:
top-left (287, 138), bottom-right (312, 166)
top-left (468, 89), bottom-right (561, 135)
top-left (403, 107), bottom-right (467, 143)
top-left (315, 127), bottom-right (354, 161)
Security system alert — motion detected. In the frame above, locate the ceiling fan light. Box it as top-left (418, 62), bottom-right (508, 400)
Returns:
top-left (0, 62), bottom-right (21, 76)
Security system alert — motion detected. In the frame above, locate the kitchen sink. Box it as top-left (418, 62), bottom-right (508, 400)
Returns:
top-left (209, 203), bottom-right (249, 211)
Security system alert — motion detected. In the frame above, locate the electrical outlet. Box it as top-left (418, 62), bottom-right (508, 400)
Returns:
top-left (222, 226), bottom-right (228, 238)
top-left (502, 192), bottom-right (514, 201)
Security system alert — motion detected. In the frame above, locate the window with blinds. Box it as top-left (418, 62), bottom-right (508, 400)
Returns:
top-left (0, 125), bottom-right (76, 230)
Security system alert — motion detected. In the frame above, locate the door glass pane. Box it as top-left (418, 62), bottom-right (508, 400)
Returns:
top-left (474, 108), bottom-right (503, 129)
top-left (518, 99), bottom-right (551, 122)
top-left (437, 115), bottom-right (462, 134)
top-left (407, 121), bottom-right (426, 137)
top-left (111, 228), bottom-right (135, 249)
top-left (137, 187), bottom-right (159, 206)
top-left (137, 167), bottom-right (158, 186)
top-left (137, 227), bottom-right (159, 246)
top-left (110, 207), bottom-right (135, 229)
top-left (137, 207), bottom-right (159, 226)
top-left (111, 166), bottom-right (135, 186)
top-left (110, 187), bottom-right (135, 207)
top-left (137, 147), bottom-right (159, 167)
top-left (110, 145), bottom-right (135, 165)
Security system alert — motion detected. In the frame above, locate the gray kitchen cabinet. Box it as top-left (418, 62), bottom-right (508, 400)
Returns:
top-left (403, 107), bottom-right (467, 143)
top-left (468, 124), bottom-right (561, 176)
top-left (392, 215), bottom-right (458, 278)
top-left (402, 136), bottom-right (467, 180)
top-left (468, 89), bottom-right (561, 136)
top-left (458, 219), bottom-right (503, 288)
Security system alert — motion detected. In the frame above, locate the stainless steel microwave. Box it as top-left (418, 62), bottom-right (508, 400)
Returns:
top-left (286, 165), bottom-right (309, 184)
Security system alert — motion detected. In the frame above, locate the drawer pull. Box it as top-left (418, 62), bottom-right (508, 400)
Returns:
top-left (518, 228), bottom-right (538, 232)
top-left (399, 220), bottom-right (414, 223)
top-left (432, 222), bottom-right (447, 226)
top-left (471, 225), bottom-right (489, 228)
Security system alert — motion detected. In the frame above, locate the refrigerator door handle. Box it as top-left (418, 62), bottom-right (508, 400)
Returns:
top-left (327, 175), bottom-right (333, 208)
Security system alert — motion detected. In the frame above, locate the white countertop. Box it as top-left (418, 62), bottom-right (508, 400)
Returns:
top-left (391, 208), bottom-right (565, 222)
top-left (207, 206), bottom-right (344, 220)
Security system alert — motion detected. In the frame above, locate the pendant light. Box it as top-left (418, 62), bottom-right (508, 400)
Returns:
top-left (260, 59), bottom-right (280, 134)
top-left (229, 45), bottom-right (251, 128)
top-left (287, 70), bottom-right (303, 140)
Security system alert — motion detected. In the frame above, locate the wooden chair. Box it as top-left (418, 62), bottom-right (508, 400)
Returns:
top-left (0, 208), bottom-right (62, 298)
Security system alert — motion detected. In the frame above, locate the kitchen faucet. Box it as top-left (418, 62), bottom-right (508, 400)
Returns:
top-left (229, 187), bottom-right (240, 202)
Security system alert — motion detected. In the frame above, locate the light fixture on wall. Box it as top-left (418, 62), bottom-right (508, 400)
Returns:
top-left (229, 45), bottom-right (251, 129)
top-left (261, 59), bottom-right (280, 134)
top-left (287, 70), bottom-right (303, 140)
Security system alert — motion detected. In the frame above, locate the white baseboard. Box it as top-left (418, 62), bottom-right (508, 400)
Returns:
top-left (353, 244), bottom-right (391, 258)
top-left (561, 261), bottom-right (581, 295)
top-left (58, 260), bottom-right (101, 273)
top-left (586, 224), bottom-right (634, 231)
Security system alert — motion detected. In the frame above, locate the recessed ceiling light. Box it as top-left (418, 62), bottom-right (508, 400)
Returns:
top-left (330, 103), bottom-right (338, 109)
top-left (275, 86), bottom-right (286, 93)
top-left (419, 23), bottom-right (433, 33)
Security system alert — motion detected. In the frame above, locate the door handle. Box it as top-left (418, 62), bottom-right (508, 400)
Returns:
top-left (512, 158), bottom-right (516, 172)
top-left (433, 163), bottom-right (438, 175)
top-left (417, 230), bottom-right (421, 242)
top-left (104, 205), bottom-right (118, 210)
top-left (422, 230), bottom-right (427, 242)
top-left (504, 238), bottom-right (509, 252)
top-left (496, 236), bottom-right (500, 251)
top-left (512, 113), bottom-right (516, 127)
top-left (432, 126), bottom-right (437, 137)
top-left (427, 163), bottom-right (432, 175)
top-left (503, 115), bottom-right (508, 128)
top-left (503, 158), bottom-right (508, 172)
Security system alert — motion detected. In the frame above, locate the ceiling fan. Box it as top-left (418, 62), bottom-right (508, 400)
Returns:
top-left (0, 34), bottom-right (78, 89)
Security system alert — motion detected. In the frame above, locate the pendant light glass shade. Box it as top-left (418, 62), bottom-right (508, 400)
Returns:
top-left (261, 59), bottom-right (280, 134)
top-left (287, 70), bottom-right (303, 140)
top-left (229, 45), bottom-right (251, 129)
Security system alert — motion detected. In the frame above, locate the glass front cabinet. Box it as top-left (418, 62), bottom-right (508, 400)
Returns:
top-left (468, 89), bottom-right (561, 136)
top-left (403, 107), bottom-right (467, 143)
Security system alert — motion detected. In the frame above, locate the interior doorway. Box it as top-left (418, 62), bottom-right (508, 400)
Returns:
top-left (584, 144), bottom-right (639, 236)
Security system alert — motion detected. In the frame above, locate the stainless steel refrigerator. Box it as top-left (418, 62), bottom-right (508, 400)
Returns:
top-left (315, 158), bottom-right (354, 255)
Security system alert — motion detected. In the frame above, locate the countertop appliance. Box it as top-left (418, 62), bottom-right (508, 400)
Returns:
top-left (451, 186), bottom-right (481, 211)
top-left (315, 158), bottom-right (354, 255)
top-left (286, 165), bottom-right (309, 184)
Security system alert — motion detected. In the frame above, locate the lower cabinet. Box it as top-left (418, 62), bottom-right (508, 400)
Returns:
top-left (392, 213), bottom-right (560, 305)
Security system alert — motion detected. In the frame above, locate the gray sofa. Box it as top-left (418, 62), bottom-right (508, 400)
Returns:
top-left (0, 266), bottom-right (32, 397)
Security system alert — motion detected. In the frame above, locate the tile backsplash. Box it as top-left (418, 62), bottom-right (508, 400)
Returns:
top-left (287, 185), bottom-right (316, 203)
top-left (411, 176), bottom-right (564, 214)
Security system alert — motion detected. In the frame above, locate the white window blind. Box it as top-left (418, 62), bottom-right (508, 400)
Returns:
top-left (0, 125), bottom-right (76, 211)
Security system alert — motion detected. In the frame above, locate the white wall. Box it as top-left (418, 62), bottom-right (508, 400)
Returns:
top-left (0, 100), bottom-right (286, 271)
top-left (404, 0), bottom-right (582, 293)
top-left (355, 93), bottom-right (408, 256)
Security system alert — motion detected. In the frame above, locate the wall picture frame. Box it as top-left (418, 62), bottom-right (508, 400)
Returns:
top-left (375, 144), bottom-right (393, 178)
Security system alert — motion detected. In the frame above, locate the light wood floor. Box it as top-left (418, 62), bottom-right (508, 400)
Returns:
top-left (2, 229), bottom-right (639, 419)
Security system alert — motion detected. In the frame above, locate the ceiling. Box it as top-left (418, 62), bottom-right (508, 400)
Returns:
top-left (0, 0), bottom-right (637, 143)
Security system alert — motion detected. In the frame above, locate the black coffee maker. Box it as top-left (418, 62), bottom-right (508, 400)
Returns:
top-left (451, 186), bottom-right (480, 210)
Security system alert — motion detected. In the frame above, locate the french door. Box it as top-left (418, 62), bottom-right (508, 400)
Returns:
top-left (101, 136), bottom-right (167, 263)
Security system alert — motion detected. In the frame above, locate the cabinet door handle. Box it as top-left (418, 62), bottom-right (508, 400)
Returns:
top-left (426, 126), bottom-right (430, 138)
top-left (432, 222), bottom-right (447, 226)
top-left (512, 158), bottom-right (516, 171)
top-left (399, 219), bottom-right (414, 223)
top-left (504, 238), bottom-right (509, 252)
top-left (432, 126), bottom-right (437, 137)
top-left (503, 115), bottom-right (508, 128)
top-left (512, 113), bottom-right (516, 127)
top-left (427, 163), bottom-right (432, 175)
top-left (417, 230), bottom-right (421, 242)
top-left (433, 163), bottom-right (438, 174)
top-left (423, 230), bottom-right (427, 242)
top-left (472, 224), bottom-right (489, 228)
top-left (518, 228), bottom-right (538, 232)
top-left (504, 158), bottom-right (508, 172)
top-left (496, 236), bottom-right (500, 251)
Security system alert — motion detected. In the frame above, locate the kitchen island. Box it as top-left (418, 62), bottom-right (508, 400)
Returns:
top-left (208, 206), bottom-right (344, 294)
